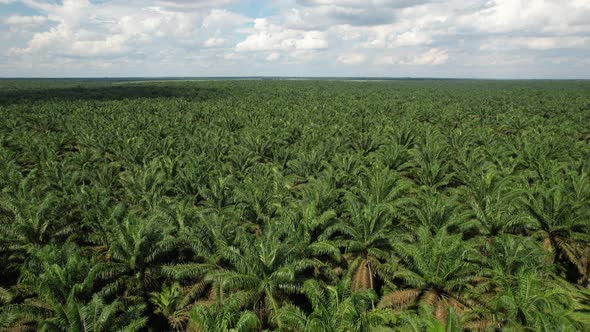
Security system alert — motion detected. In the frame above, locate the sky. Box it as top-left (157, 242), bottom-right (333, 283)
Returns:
top-left (1, 0), bottom-right (589, 78)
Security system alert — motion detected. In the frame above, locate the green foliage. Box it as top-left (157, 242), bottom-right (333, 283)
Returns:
top-left (1, 79), bottom-right (589, 331)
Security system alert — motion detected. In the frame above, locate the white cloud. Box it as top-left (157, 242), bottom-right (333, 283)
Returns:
top-left (375, 54), bottom-right (399, 65)
top-left (223, 52), bottom-right (243, 60)
top-left (4, 15), bottom-right (47, 27)
top-left (459, 0), bottom-right (590, 35)
top-left (204, 37), bottom-right (226, 47)
top-left (337, 53), bottom-right (367, 65)
top-left (266, 52), bottom-right (281, 61)
top-left (201, 9), bottom-right (250, 29)
top-left (297, 0), bottom-right (430, 7)
top-left (10, 24), bottom-right (130, 56)
top-left (375, 47), bottom-right (449, 66)
top-left (284, 5), bottom-right (394, 29)
top-left (393, 30), bottom-right (432, 46)
top-left (1, 0), bottom-right (589, 77)
top-left (406, 47), bottom-right (448, 65)
top-left (236, 18), bottom-right (328, 51)
top-left (360, 28), bottom-right (432, 48)
top-left (480, 36), bottom-right (590, 50)
top-left (524, 37), bottom-right (588, 50)
top-left (153, 0), bottom-right (238, 10)
top-left (8, 1), bottom-right (208, 57)
top-left (286, 50), bottom-right (317, 63)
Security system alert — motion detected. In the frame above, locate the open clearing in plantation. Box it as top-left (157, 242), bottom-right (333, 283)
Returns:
top-left (1, 79), bottom-right (589, 331)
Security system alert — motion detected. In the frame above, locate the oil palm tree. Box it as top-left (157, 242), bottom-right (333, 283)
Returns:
top-left (198, 175), bottom-right (236, 213)
top-left (374, 142), bottom-right (412, 172)
top-left (206, 226), bottom-right (312, 328)
top-left (0, 245), bottom-right (146, 332)
top-left (326, 196), bottom-right (394, 292)
top-left (409, 191), bottom-right (466, 235)
top-left (188, 300), bottom-right (260, 332)
top-left (149, 282), bottom-right (189, 331)
top-left (351, 167), bottom-right (411, 211)
top-left (460, 170), bottom-right (525, 240)
top-left (491, 271), bottom-right (582, 331)
top-left (235, 169), bottom-right (287, 234)
top-left (486, 235), bottom-right (549, 279)
top-left (522, 180), bottom-right (590, 283)
top-left (275, 279), bottom-right (393, 332)
top-left (379, 227), bottom-right (483, 324)
top-left (161, 210), bottom-right (249, 313)
top-left (0, 187), bottom-right (75, 287)
top-left (281, 203), bottom-right (340, 280)
top-left (395, 303), bottom-right (463, 332)
top-left (410, 133), bottom-right (453, 191)
top-left (93, 211), bottom-right (169, 322)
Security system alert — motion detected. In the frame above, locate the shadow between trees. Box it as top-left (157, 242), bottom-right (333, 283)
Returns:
top-left (0, 84), bottom-right (224, 106)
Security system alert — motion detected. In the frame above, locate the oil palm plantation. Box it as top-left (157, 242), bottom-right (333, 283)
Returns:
top-left (1, 79), bottom-right (590, 331)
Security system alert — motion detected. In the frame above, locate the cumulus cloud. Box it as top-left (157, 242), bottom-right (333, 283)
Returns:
top-left (284, 6), bottom-right (394, 30)
top-left (458, 0), bottom-right (590, 35)
top-left (266, 52), bottom-right (281, 61)
top-left (236, 19), bottom-right (328, 51)
top-left (5, 0), bottom-right (251, 58)
top-left (204, 37), bottom-right (226, 47)
top-left (9, 24), bottom-right (130, 57)
top-left (296, 0), bottom-right (436, 8)
top-left (1, 0), bottom-right (589, 77)
top-left (376, 47), bottom-right (449, 66)
top-left (405, 47), bottom-right (449, 65)
top-left (480, 37), bottom-right (590, 51)
top-left (153, 0), bottom-right (238, 10)
top-left (201, 9), bottom-right (250, 29)
top-left (223, 52), bottom-right (243, 60)
top-left (5, 15), bottom-right (47, 26)
top-left (337, 53), bottom-right (367, 65)
top-left (360, 29), bottom-right (433, 48)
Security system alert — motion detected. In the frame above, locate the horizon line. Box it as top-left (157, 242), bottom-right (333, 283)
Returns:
top-left (1, 76), bottom-right (589, 81)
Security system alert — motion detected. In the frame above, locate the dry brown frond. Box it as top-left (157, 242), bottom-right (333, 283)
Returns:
top-left (343, 254), bottom-right (355, 264)
top-left (445, 298), bottom-right (464, 316)
top-left (543, 237), bottom-right (553, 251)
top-left (581, 246), bottom-right (590, 283)
top-left (378, 289), bottom-right (420, 308)
top-left (143, 271), bottom-right (156, 288)
top-left (254, 225), bottom-right (263, 237)
top-left (471, 276), bottom-right (488, 284)
top-left (168, 309), bottom-right (190, 330)
top-left (463, 318), bottom-right (495, 331)
top-left (423, 289), bottom-right (439, 306)
top-left (185, 280), bottom-right (208, 301)
top-left (6, 320), bottom-right (36, 332)
top-left (194, 299), bottom-right (216, 306)
top-left (435, 299), bottom-right (449, 323)
top-left (352, 259), bottom-right (372, 291)
top-left (557, 239), bottom-right (585, 275)
top-left (207, 286), bottom-right (218, 301)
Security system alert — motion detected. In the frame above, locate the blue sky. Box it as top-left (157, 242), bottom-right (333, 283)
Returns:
top-left (1, 0), bottom-right (589, 78)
